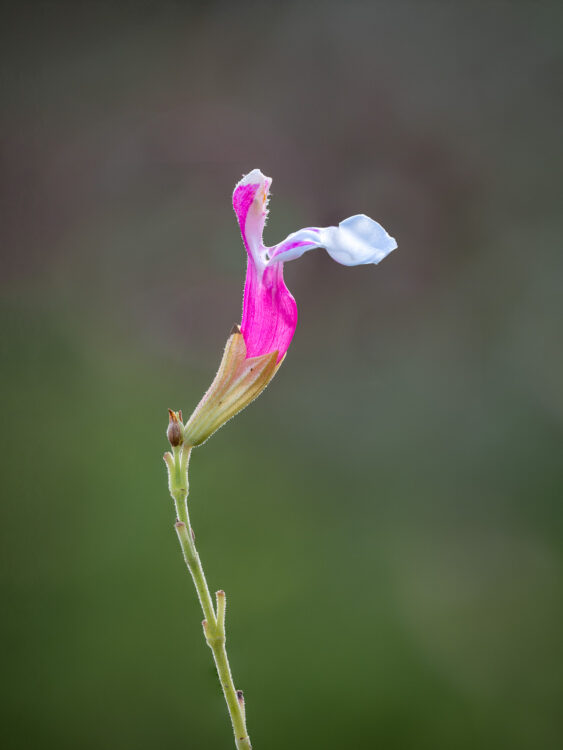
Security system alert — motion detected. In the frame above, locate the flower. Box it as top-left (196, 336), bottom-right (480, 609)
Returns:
top-left (233, 168), bottom-right (397, 363)
top-left (182, 168), bottom-right (396, 447)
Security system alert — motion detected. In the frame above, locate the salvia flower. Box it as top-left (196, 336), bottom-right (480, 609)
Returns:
top-left (183, 169), bottom-right (396, 446)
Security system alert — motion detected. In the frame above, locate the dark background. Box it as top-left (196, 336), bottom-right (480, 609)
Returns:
top-left (2, 2), bottom-right (562, 748)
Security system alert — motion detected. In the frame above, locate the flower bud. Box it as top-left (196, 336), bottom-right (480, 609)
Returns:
top-left (167, 409), bottom-right (184, 447)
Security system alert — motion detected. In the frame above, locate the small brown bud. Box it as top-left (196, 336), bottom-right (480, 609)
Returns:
top-left (167, 409), bottom-right (184, 447)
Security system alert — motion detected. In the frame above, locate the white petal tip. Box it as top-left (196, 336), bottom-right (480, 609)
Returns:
top-left (320, 214), bottom-right (397, 266)
top-left (235, 169), bottom-right (271, 189)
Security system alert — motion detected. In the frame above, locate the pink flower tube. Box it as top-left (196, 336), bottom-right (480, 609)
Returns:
top-left (183, 168), bottom-right (396, 446)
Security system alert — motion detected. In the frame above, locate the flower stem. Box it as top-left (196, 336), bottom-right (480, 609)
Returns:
top-left (166, 445), bottom-right (252, 750)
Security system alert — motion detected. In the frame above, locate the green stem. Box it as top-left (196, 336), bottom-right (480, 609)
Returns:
top-left (168, 445), bottom-right (252, 750)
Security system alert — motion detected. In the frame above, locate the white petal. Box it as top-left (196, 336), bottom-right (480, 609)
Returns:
top-left (319, 214), bottom-right (397, 266)
top-left (267, 228), bottom-right (322, 263)
top-left (268, 214), bottom-right (397, 267)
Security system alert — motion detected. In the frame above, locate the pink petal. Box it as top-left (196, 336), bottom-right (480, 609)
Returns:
top-left (232, 170), bottom-right (271, 263)
top-left (241, 256), bottom-right (297, 363)
top-left (232, 183), bottom-right (259, 250)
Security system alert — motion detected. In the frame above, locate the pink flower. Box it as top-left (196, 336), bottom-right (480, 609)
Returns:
top-left (183, 168), bottom-right (396, 447)
top-left (233, 168), bottom-right (397, 363)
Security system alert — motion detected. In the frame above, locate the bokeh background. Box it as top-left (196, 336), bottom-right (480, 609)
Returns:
top-left (2, 1), bottom-right (562, 748)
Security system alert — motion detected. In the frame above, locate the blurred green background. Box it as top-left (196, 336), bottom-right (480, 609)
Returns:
top-left (2, 2), bottom-right (562, 748)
